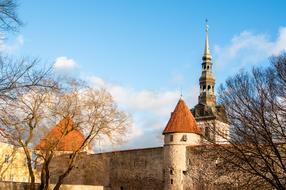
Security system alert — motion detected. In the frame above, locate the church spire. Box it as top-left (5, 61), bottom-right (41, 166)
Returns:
top-left (203, 19), bottom-right (212, 60)
top-left (198, 20), bottom-right (216, 107)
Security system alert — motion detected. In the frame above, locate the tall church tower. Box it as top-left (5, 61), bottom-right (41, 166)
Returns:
top-left (198, 22), bottom-right (216, 107)
top-left (192, 21), bottom-right (229, 143)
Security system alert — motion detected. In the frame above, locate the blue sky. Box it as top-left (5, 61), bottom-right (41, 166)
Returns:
top-left (3, 0), bottom-right (286, 151)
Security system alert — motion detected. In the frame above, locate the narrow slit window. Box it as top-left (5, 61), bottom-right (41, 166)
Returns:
top-left (4, 154), bottom-right (9, 163)
top-left (170, 135), bottom-right (173, 142)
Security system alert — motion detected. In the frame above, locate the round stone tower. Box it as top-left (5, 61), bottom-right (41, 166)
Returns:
top-left (163, 99), bottom-right (202, 190)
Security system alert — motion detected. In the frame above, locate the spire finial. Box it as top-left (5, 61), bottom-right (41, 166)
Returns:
top-left (204, 19), bottom-right (211, 57)
top-left (205, 19), bottom-right (209, 33)
top-left (180, 87), bottom-right (183, 99)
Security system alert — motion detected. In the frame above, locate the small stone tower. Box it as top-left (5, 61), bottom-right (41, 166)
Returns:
top-left (163, 99), bottom-right (202, 190)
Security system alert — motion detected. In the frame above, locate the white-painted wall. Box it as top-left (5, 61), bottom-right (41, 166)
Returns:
top-left (197, 120), bottom-right (230, 144)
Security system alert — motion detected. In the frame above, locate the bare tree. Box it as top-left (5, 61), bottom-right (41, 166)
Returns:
top-left (44, 82), bottom-right (129, 190)
top-left (0, 144), bottom-right (17, 180)
top-left (186, 145), bottom-right (277, 190)
top-left (0, 85), bottom-right (55, 190)
top-left (215, 53), bottom-right (286, 189)
top-left (0, 0), bottom-right (22, 32)
top-left (0, 57), bottom-right (54, 101)
top-left (0, 78), bottom-right (129, 190)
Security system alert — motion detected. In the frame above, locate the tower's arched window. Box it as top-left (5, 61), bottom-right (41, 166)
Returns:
top-left (207, 66), bottom-right (209, 70)
top-left (208, 85), bottom-right (211, 93)
top-left (203, 85), bottom-right (206, 92)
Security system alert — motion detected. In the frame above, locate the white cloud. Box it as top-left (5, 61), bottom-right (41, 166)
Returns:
top-left (53, 57), bottom-right (78, 72)
top-left (0, 34), bottom-right (24, 53)
top-left (88, 75), bottom-right (181, 116)
top-left (272, 27), bottom-right (286, 55)
top-left (214, 27), bottom-right (286, 70)
top-left (87, 75), bottom-right (199, 151)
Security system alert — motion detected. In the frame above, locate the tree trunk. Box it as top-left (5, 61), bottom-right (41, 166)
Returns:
top-left (43, 154), bottom-right (53, 190)
top-left (23, 146), bottom-right (36, 190)
top-left (52, 166), bottom-right (73, 190)
top-left (38, 166), bottom-right (45, 190)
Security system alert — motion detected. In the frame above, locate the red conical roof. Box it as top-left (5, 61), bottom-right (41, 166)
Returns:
top-left (35, 117), bottom-right (86, 151)
top-left (163, 99), bottom-right (201, 134)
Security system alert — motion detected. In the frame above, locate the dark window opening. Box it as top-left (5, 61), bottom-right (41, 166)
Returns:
top-left (208, 85), bottom-right (211, 92)
top-left (203, 85), bottom-right (206, 92)
top-left (170, 135), bottom-right (173, 142)
top-left (183, 171), bottom-right (187, 175)
top-left (170, 169), bottom-right (173, 175)
top-left (207, 66), bottom-right (209, 69)
top-left (171, 179), bottom-right (173, 184)
top-left (120, 186), bottom-right (124, 190)
top-left (4, 154), bottom-right (9, 163)
top-left (181, 135), bottom-right (187, 141)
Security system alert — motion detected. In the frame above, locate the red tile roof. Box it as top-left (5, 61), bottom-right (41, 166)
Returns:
top-left (163, 99), bottom-right (202, 134)
top-left (35, 117), bottom-right (87, 151)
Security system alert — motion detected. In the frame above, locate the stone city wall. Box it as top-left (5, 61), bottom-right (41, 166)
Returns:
top-left (50, 147), bottom-right (164, 190)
